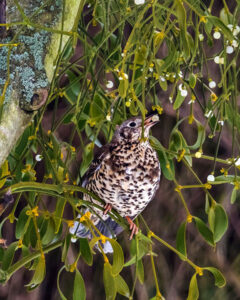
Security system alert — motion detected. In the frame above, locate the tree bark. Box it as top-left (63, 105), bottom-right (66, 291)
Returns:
top-left (0, 0), bottom-right (84, 167)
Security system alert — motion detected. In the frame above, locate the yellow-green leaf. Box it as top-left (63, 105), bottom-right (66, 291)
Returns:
top-left (57, 266), bottom-right (68, 300)
top-left (230, 188), bottom-right (237, 204)
top-left (208, 203), bottom-right (228, 243)
top-left (0, 160), bottom-right (8, 189)
top-left (137, 259), bottom-right (144, 284)
top-left (15, 207), bottom-right (31, 239)
top-left (187, 273), bottom-right (199, 300)
top-left (194, 217), bottom-right (214, 246)
top-left (109, 239), bottom-right (124, 276)
top-left (173, 90), bottom-right (185, 110)
top-left (176, 221), bottom-right (187, 257)
top-left (61, 234), bottom-right (71, 263)
top-left (2, 241), bottom-right (18, 271)
top-left (41, 218), bottom-right (55, 245)
top-left (124, 236), bottom-right (150, 267)
top-left (80, 238), bottom-right (93, 266)
top-left (103, 262), bottom-right (116, 300)
top-left (54, 199), bottom-right (66, 234)
top-left (118, 79), bottom-right (129, 98)
top-left (175, 0), bottom-right (189, 59)
top-left (188, 121), bottom-right (205, 150)
top-left (115, 274), bottom-right (130, 298)
top-left (135, 45), bottom-right (147, 65)
top-left (189, 74), bottom-right (196, 89)
top-left (26, 256), bottom-right (46, 288)
top-left (204, 267), bottom-right (226, 288)
top-left (73, 269), bottom-right (86, 300)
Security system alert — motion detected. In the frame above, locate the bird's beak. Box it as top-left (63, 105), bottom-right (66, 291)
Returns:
top-left (144, 114), bottom-right (160, 128)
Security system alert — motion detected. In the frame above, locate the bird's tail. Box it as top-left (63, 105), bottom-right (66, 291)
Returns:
top-left (70, 212), bottom-right (123, 253)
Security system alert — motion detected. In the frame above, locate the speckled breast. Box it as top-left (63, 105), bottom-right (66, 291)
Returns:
top-left (85, 140), bottom-right (161, 220)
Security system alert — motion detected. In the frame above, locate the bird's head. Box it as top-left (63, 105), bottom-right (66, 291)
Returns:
top-left (113, 114), bottom-right (159, 142)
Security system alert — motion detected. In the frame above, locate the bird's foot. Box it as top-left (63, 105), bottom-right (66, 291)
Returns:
top-left (103, 203), bottom-right (112, 215)
top-left (126, 216), bottom-right (139, 240)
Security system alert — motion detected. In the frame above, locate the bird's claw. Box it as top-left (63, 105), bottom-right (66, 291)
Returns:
top-left (126, 216), bottom-right (139, 240)
top-left (104, 203), bottom-right (112, 215)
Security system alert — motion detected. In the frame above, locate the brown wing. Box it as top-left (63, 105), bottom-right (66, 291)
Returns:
top-left (82, 144), bottom-right (110, 187)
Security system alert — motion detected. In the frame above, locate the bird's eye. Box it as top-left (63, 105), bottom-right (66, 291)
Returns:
top-left (129, 121), bottom-right (136, 127)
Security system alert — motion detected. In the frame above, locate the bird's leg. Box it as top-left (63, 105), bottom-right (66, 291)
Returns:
top-left (103, 203), bottom-right (112, 215)
top-left (125, 216), bottom-right (139, 240)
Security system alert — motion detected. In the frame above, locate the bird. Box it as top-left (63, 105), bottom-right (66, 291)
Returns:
top-left (70, 114), bottom-right (161, 253)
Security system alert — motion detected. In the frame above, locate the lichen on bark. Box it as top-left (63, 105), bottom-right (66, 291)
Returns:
top-left (0, 0), bottom-right (83, 167)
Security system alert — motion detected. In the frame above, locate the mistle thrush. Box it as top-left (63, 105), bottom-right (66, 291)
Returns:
top-left (70, 114), bottom-right (161, 252)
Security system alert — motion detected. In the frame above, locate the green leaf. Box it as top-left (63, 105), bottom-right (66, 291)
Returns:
top-left (137, 259), bottom-right (144, 284)
top-left (29, 257), bottom-right (39, 271)
top-left (14, 127), bottom-right (31, 156)
top-left (176, 221), bottom-right (187, 257)
top-left (150, 136), bottom-right (175, 180)
top-left (0, 247), bottom-right (4, 262)
top-left (208, 203), bottom-right (228, 243)
top-left (115, 274), bottom-right (130, 298)
top-left (214, 175), bottom-right (240, 183)
top-left (159, 77), bottom-right (168, 91)
top-left (41, 217), bottom-right (56, 245)
top-left (157, 149), bottom-right (175, 180)
top-left (80, 238), bottom-right (93, 266)
top-left (173, 90), bottom-right (186, 110)
top-left (118, 78), bottom-right (129, 98)
top-left (90, 94), bottom-right (105, 119)
top-left (219, 8), bottom-right (233, 25)
top-left (73, 269), bottom-right (86, 300)
top-left (61, 234), bottom-right (71, 263)
top-left (124, 236), bottom-right (150, 267)
top-left (54, 199), bottom-right (66, 234)
top-left (15, 207), bottom-right (30, 239)
top-left (194, 217), bottom-right (214, 246)
top-left (0, 269), bottom-right (7, 283)
top-left (57, 266), bottom-right (68, 300)
top-left (62, 42), bottom-right (74, 61)
top-left (80, 143), bottom-right (94, 177)
top-left (69, 80), bottom-right (81, 98)
top-left (169, 130), bottom-right (182, 153)
top-left (135, 45), bottom-right (147, 65)
top-left (0, 160), bottom-right (8, 189)
top-left (26, 256), bottom-right (46, 288)
top-left (187, 273), bottom-right (199, 300)
top-left (188, 121), bottom-right (205, 150)
top-left (189, 73), bottom-right (196, 89)
top-left (207, 16), bottom-right (234, 40)
top-left (175, 0), bottom-right (189, 59)
top-left (129, 99), bottom-right (139, 116)
top-left (135, 98), bottom-right (146, 119)
top-left (2, 241), bottom-right (18, 271)
top-left (21, 245), bottom-right (31, 269)
top-left (63, 112), bottom-right (74, 124)
top-left (169, 129), bottom-right (192, 166)
top-left (230, 188), bottom-right (237, 204)
top-left (155, 41), bottom-right (177, 72)
top-left (204, 267), bottom-right (226, 288)
top-left (109, 239), bottom-right (124, 276)
top-left (204, 19), bottom-right (213, 36)
top-left (103, 262), bottom-right (116, 300)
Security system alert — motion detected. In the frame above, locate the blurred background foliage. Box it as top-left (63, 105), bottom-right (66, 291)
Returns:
top-left (0, 0), bottom-right (240, 299)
